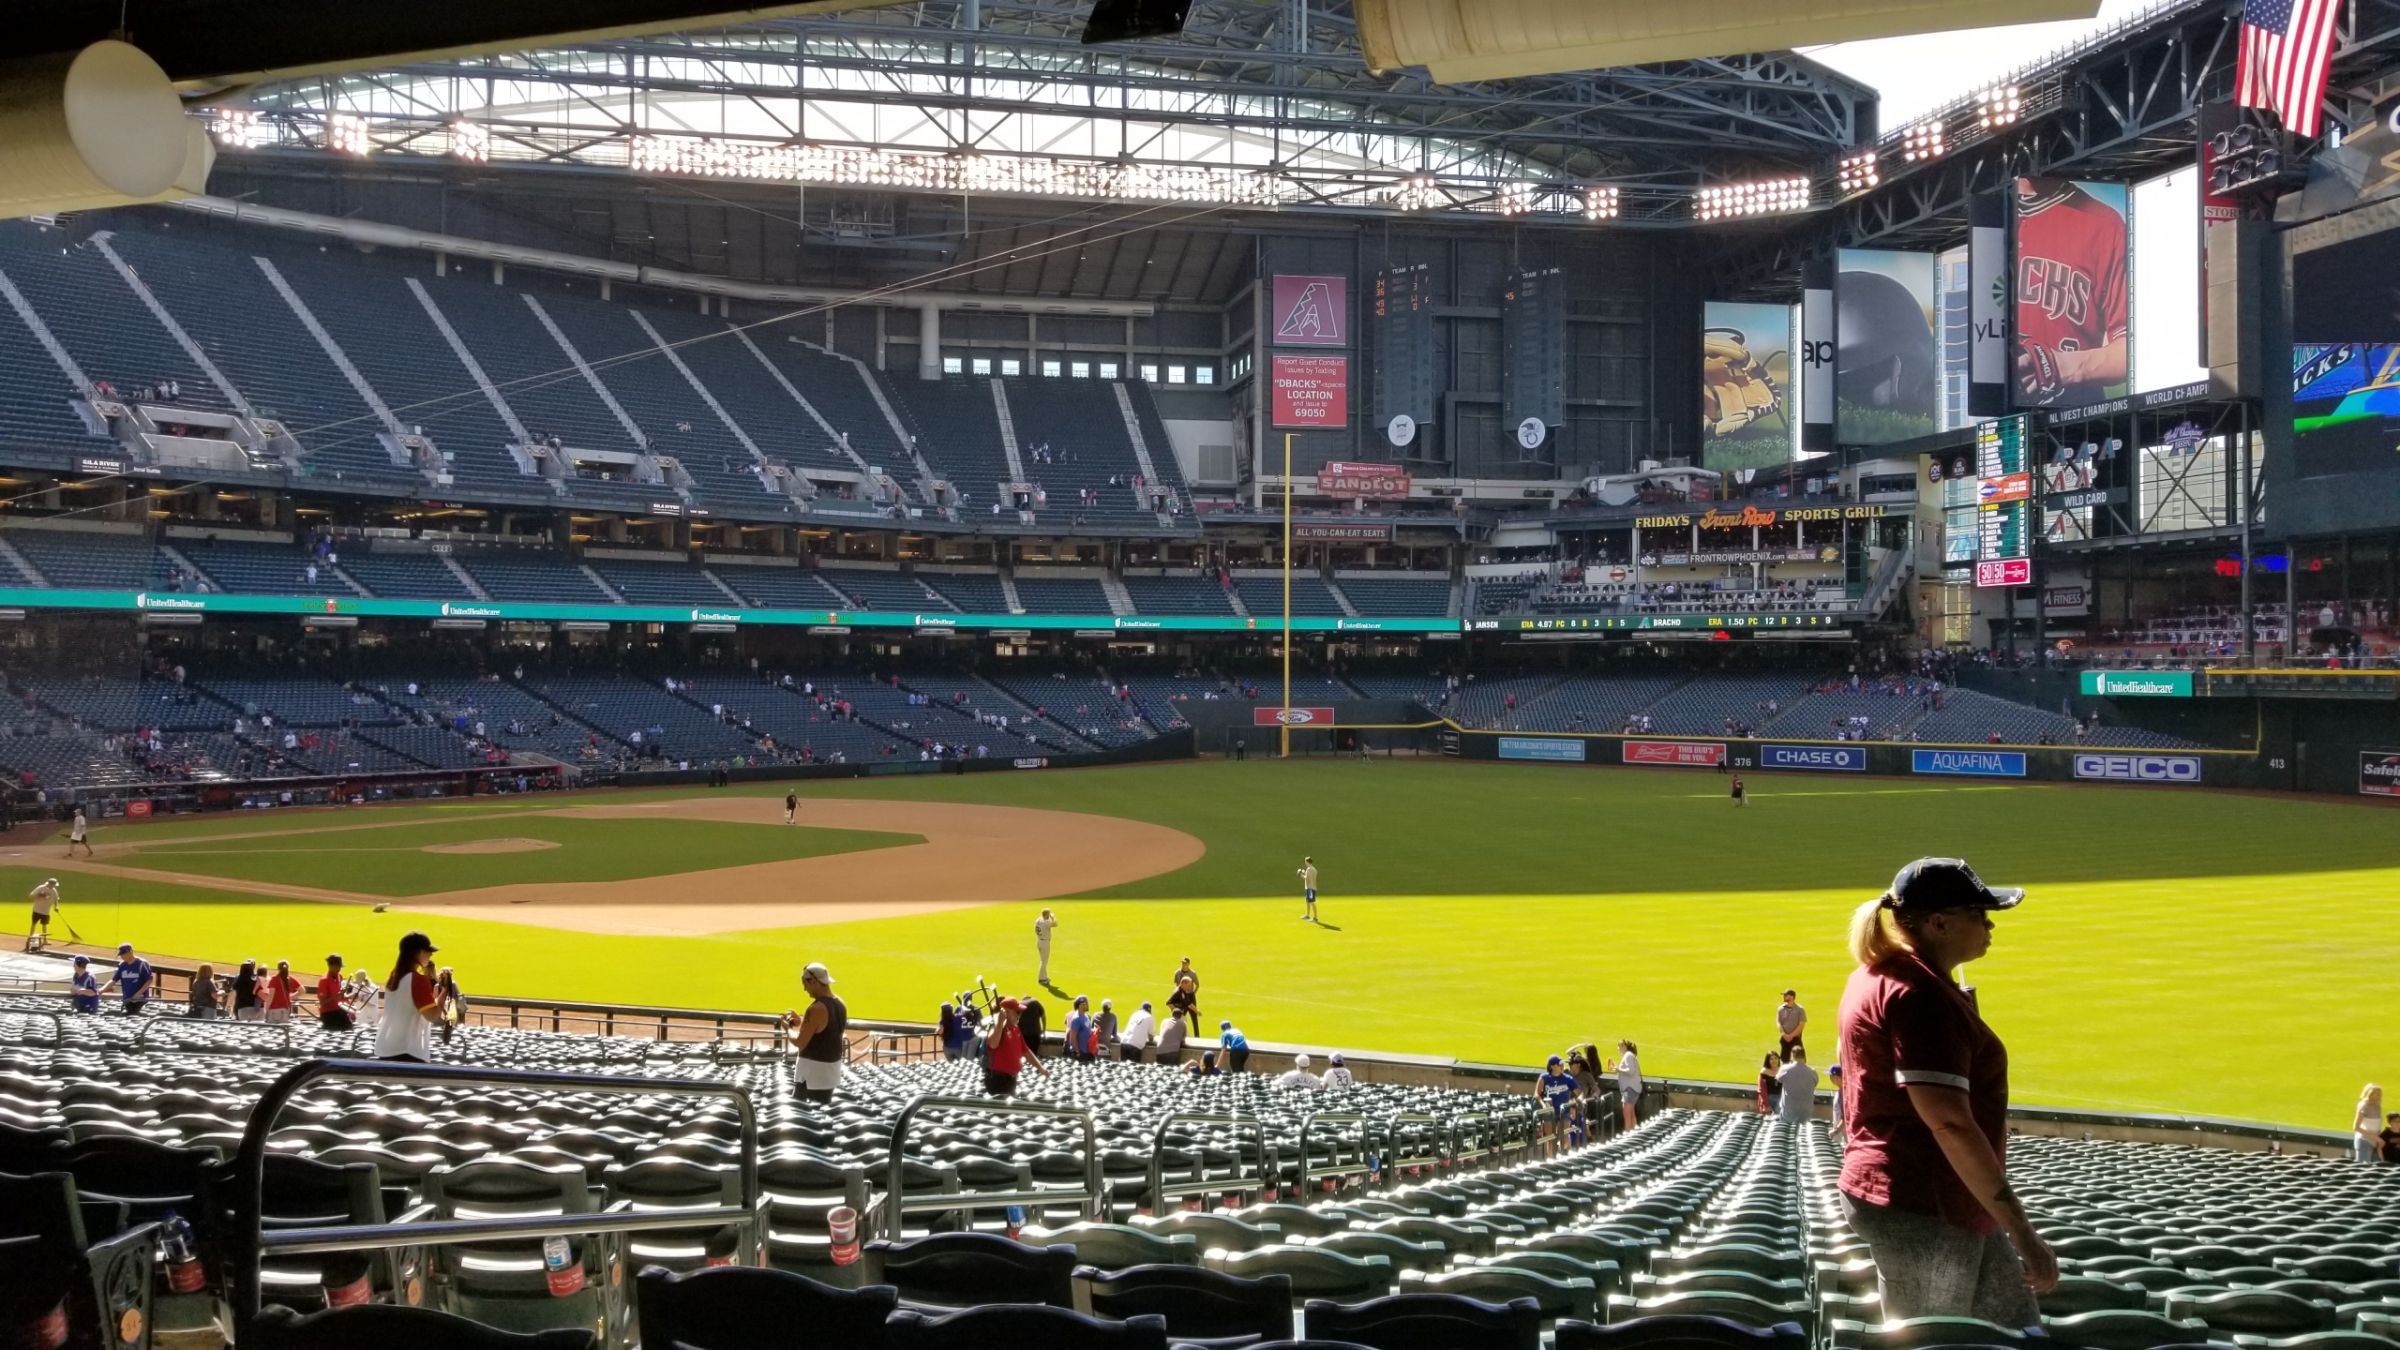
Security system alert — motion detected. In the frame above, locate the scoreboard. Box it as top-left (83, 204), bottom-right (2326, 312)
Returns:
top-left (1974, 414), bottom-right (2032, 587)
top-left (1370, 264), bottom-right (1435, 453)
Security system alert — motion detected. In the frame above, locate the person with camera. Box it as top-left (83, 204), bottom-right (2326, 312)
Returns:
top-left (781, 962), bottom-right (847, 1106)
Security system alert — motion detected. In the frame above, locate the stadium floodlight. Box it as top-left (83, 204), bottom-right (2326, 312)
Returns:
top-left (1692, 176), bottom-right (1811, 222)
top-left (449, 121), bottom-right (490, 163)
top-left (1836, 150), bottom-right (1881, 194)
top-left (1974, 84), bottom-right (2024, 129)
top-left (1496, 182), bottom-right (1539, 216)
top-left (210, 109), bottom-right (273, 150)
top-left (1582, 185), bottom-right (1620, 221)
top-left (327, 114), bottom-right (373, 157)
top-left (1900, 120), bottom-right (1946, 163)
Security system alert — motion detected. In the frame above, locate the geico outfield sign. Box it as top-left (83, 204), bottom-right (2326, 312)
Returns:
top-left (2078, 670), bottom-right (2195, 697)
top-left (2073, 754), bottom-right (2202, 782)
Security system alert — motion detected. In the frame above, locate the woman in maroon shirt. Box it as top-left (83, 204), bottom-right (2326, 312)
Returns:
top-left (1838, 858), bottom-right (2056, 1325)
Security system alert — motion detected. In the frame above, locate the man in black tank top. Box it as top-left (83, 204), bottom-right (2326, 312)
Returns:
top-left (783, 962), bottom-right (848, 1105)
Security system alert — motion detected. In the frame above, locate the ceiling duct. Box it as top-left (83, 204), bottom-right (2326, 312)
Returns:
top-left (0, 42), bottom-right (216, 220)
top-left (1355, 0), bottom-right (2097, 82)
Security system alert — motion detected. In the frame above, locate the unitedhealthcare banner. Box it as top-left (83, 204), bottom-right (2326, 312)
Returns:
top-left (1761, 744), bottom-right (1866, 772)
top-left (22, 588), bottom-right (1461, 635)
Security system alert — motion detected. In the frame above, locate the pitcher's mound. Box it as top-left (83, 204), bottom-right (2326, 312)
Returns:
top-left (423, 837), bottom-right (561, 855)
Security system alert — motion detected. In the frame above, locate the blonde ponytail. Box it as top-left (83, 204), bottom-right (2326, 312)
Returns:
top-left (1849, 895), bottom-right (1913, 967)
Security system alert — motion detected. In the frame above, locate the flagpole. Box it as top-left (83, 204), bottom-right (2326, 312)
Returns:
top-left (1281, 432), bottom-right (1294, 759)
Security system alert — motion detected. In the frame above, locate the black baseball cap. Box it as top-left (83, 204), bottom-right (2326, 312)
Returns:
top-left (1885, 858), bottom-right (2023, 914)
top-left (399, 931), bottom-right (438, 956)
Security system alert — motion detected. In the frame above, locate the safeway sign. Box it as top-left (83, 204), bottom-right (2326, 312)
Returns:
top-left (1255, 706), bottom-right (1337, 726)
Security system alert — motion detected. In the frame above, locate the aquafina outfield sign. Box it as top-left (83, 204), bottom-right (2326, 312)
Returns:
top-left (2078, 670), bottom-right (2195, 697)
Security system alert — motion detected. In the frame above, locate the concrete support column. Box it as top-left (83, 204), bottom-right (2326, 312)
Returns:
top-left (918, 301), bottom-right (943, 381)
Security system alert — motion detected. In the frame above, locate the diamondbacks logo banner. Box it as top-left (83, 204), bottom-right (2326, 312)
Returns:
top-left (1271, 275), bottom-right (1349, 347)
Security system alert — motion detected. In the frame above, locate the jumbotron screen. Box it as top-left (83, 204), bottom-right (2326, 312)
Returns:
top-left (2290, 225), bottom-right (2400, 482)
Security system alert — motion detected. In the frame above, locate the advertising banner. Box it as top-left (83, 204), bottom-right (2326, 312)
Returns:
top-left (1761, 744), bottom-right (1866, 772)
top-left (1271, 354), bottom-right (1349, 428)
top-left (1500, 737), bottom-right (1588, 763)
top-left (2073, 753), bottom-right (2202, 782)
top-left (1977, 471), bottom-right (2032, 504)
top-left (0, 585), bottom-right (1460, 634)
top-left (1836, 249), bottom-right (1940, 445)
top-left (1702, 301), bottom-right (1794, 471)
top-left (2362, 750), bottom-right (2400, 797)
top-left (1271, 275), bottom-right (1349, 346)
top-left (1912, 749), bottom-right (2028, 777)
top-left (1254, 706), bottom-right (1338, 727)
top-left (1623, 740), bottom-right (1728, 767)
top-left (1967, 191), bottom-right (2011, 416)
top-left (2077, 670), bottom-right (2195, 697)
top-left (1292, 521), bottom-right (1395, 543)
top-left (1974, 558), bottom-right (2032, 587)
top-left (1800, 258), bottom-right (1836, 453)
top-left (1314, 461), bottom-right (1409, 499)
top-left (2013, 178), bottom-right (2130, 409)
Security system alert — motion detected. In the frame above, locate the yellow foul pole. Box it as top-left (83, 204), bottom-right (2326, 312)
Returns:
top-left (1281, 432), bottom-right (1294, 758)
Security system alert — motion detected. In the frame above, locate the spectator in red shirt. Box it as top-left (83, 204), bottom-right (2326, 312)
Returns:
top-left (983, 997), bottom-right (1048, 1099)
top-left (262, 960), bottom-right (301, 1025)
top-left (317, 954), bottom-right (352, 1032)
top-left (1838, 857), bottom-right (2056, 1325)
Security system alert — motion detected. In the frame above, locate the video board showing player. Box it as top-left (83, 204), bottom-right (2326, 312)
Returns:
top-left (1701, 301), bottom-right (1794, 471)
top-left (2290, 220), bottom-right (2400, 481)
top-left (1835, 249), bottom-right (1938, 445)
top-left (2012, 177), bottom-right (2129, 409)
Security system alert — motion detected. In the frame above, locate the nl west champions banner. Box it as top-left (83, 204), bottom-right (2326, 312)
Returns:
top-left (2012, 177), bottom-right (2129, 408)
top-left (1701, 301), bottom-right (1794, 471)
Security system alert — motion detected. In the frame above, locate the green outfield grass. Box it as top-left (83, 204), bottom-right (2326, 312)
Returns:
top-left (19, 759), bottom-right (2400, 1128)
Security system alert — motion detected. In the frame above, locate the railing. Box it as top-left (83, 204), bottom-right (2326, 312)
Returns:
top-left (1381, 1109), bottom-right (1448, 1179)
top-left (221, 1059), bottom-right (757, 1336)
top-left (1294, 1110), bottom-right (1376, 1196)
top-left (1145, 1109), bottom-right (1268, 1213)
top-left (883, 1095), bottom-right (1100, 1239)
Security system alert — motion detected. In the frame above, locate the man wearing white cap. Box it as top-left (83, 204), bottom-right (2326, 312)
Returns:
top-left (1275, 1053), bottom-right (1321, 1090)
top-left (781, 962), bottom-right (848, 1106)
top-left (27, 877), bottom-right (60, 952)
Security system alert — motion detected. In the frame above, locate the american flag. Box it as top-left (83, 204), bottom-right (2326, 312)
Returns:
top-left (2236, 0), bottom-right (2342, 138)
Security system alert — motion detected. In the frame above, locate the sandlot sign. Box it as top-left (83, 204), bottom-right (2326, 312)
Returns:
top-left (1315, 462), bottom-right (1410, 499)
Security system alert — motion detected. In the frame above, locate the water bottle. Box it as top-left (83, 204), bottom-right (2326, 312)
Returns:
top-left (1005, 1205), bottom-right (1025, 1240)
top-left (541, 1235), bottom-right (585, 1297)
top-left (321, 1253), bottom-right (372, 1308)
top-left (161, 1213), bottom-right (205, 1294)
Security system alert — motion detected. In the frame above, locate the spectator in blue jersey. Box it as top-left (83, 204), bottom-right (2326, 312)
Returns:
top-left (69, 956), bottom-right (100, 1013)
top-left (106, 943), bottom-right (153, 1013)
top-left (1538, 1055), bottom-right (1578, 1112)
top-left (1066, 996), bottom-right (1096, 1062)
top-left (1218, 1020), bottom-right (1250, 1072)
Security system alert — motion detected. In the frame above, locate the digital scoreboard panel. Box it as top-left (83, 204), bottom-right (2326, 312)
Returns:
top-left (1975, 414), bottom-right (2031, 587)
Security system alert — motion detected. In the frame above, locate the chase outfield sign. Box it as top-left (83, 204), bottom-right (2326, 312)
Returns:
top-left (2078, 670), bottom-right (2195, 697)
top-left (1760, 744), bottom-right (1865, 772)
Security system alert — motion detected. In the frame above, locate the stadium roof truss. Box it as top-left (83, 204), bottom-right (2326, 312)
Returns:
top-left (1716, 0), bottom-right (2400, 293)
top-left (208, 0), bottom-right (1875, 225)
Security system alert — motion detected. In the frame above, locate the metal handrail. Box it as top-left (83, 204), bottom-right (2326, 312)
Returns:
top-left (884, 1094), bottom-right (1098, 1239)
top-left (1145, 1109), bottom-right (1266, 1212)
top-left (1295, 1110), bottom-right (1375, 1196)
top-left (1381, 1109), bottom-right (1446, 1179)
top-left (223, 1057), bottom-right (760, 1334)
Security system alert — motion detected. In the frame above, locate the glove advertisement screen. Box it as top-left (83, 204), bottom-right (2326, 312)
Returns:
top-left (2013, 177), bottom-right (2129, 409)
top-left (1701, 301), bottom-right (1795, 471)
top-left (1835, 249), bottom-right (1939, 445)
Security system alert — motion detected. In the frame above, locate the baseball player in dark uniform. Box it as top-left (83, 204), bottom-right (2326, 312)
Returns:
top-left (2013, 178), bottom-right (2128, 408)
